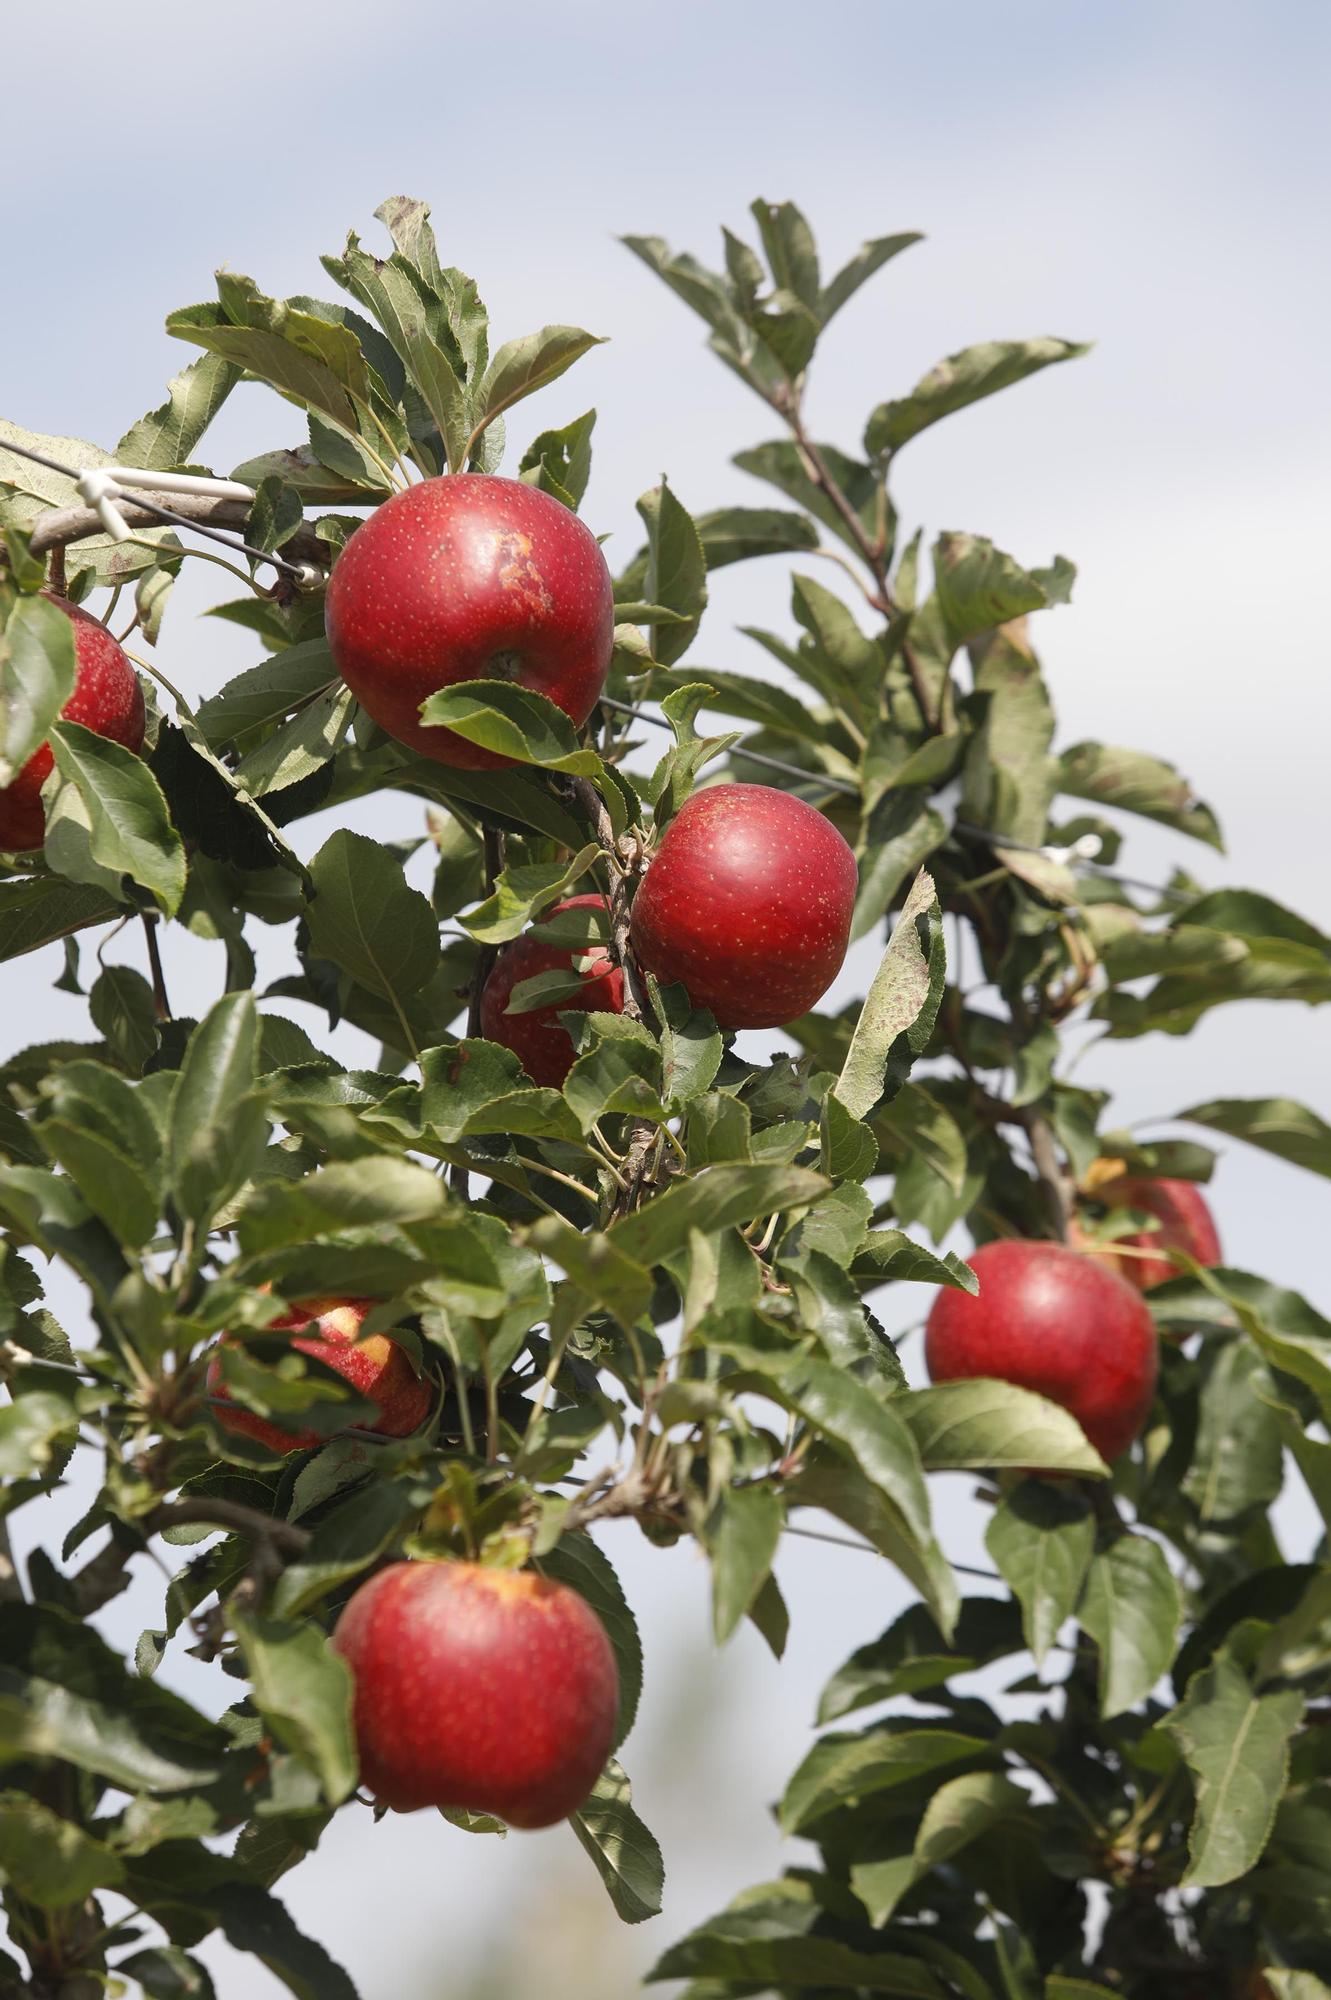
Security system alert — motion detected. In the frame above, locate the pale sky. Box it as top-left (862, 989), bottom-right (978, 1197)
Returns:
top-left (2, 2), bottom-right (1329, 1994)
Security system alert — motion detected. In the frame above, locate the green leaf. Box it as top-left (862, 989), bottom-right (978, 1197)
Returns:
top-left (820, 1094), bottom-right (878, 1184)
top-left (609, 1164), bottom-right (829, 1270)
top-left (118, 1947), bottom-right (217, 1999)
top-left (851, 1771), bottom-right (1030, 1927)
top-left (834, 870), bottom-right (944, 1120)
top-left (650, 1900), bottom-right (948, 1993)
top-left (1177, 1096), bottom-right (1331, 1179)
top-left (418, 679), bottom-right (602, 774)
top-left (34, 1060), bottom-right (161, 1250)
top-left (781, 1362), bottom-right (931, 1546)
top-left (1079, 1534), bottom-right (1182, 1718)
top-left (636, 479), bottom-right (707, 667)
top-left (306, 828), bottom-right (440, 1001)
top-left (851, 1229), bottom-right (978, 1294)
top-left (45, 720), bottom-right (185, 916)
top-left (236, 1156), bottom-right (445, 1255)
top-left (273, 1483), bottom-right (414, 1620)
top-left (462, 846), bottom-right (599, 945)
top-left (473, 325), bottom-right (605, 439)
top-left (0, 592), bottom-right (76, 785)
top-left (192, 1877), bottom-right (362, 2000)
top-left (0, 1790), bottom-right (124, 1907)
top-left (0, 875), bottom-right (120, 964)
top-left (563, 1029), bottom-right (665, 1134)
top-left (864, 338), bottom-right (1089, 456)
top-left (519, 408), bottom-right (596, 508)
top-left (985, 1482), bottom-right (1095, 1668)
top-left (781, 1723), bottom-right (990, 1833)
top-left (1164, 1650), bottom-right (1304, 1887)
top-left (167, 286), bottom-right (374, 454)
top-left (234, 684), bottom-right (354, 799)
top-left (89, 964), bottom-right (159, 1072)
top-left (653, 980), bottom-right (724, 1111)
top-left (709, 1484), bottom-right (784, 1644)
top-left (116, 350), bottom-right (240, 469)
top-left (820, 231), bottom-right (923, 323)
top-left (538, 1534), bottom-right (642, 1751)
top-left (569, 1757), bottom-right (664, 1924)
top-left (691, 505), bottom-right (818, 569)
top-left (0, 1390), bottom-right (78, 1480)
top-left (1058, 740), bottom-right (1222, 849)
top-left (899, 1382), bottom-right (1109, 1478)
top-left (169, 991), bottom-right (266, 1231)
top-left (819, 1598), bottom-right (1025, 1721)
top-left (233, 1614), bottom-right (357, 1805)
top-left (197, 639), bottom-right (339, 744)
top-left (1181, 1337), bottom-right (1284, 1523)
top-left (321, 234), bottom-right (470, 471)
top-left (0, 1604), bottom-right (226, 1793)
top-left (935, 533), bottom-right (1051, 645)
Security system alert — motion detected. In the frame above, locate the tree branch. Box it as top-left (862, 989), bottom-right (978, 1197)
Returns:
top-left (23, 493), bottom-right (334, 570)
top-left (1024, 1107), bottom-right (1074, 1241)
top-left (150, 1498), bottom-right (311, 1556)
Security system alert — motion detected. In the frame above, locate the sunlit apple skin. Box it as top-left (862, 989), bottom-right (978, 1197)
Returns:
top-left (207, 1298), bottom-right (431, 1456)
top-left (332, 1560), bottom-right (619, 1828)
top-left (0, 596), bottom-right (145, 852)
top-left (324, 474), bottom-right (614, 771)
top-left (628, 783), bottom-right (858, 1029)
top-left (924, 1239), bottom-right (1159, 1463)
top-left (1074, 1174), bottom-right (1222, 1291)
top-left (480, 892), bottom-right (623, 1086)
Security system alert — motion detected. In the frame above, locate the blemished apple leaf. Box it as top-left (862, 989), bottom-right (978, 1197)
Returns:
top-left (781, 1723), bottom-right (992, 1835)
top-left (461, 843), bottom-right (600, 945)
top-left (1164, 1649), bottom-right (1304, 1887)
top-left (169, 992), bottom-right (268, 1233)
top-left (305, 827), bottom-right (440, 1001)
top-left (817, 1598), bottom-right (1025, 1724)
top-left (708, 1482), bottom-right (785, 1644)
top-left (418, 679), bottom-right (603, 775)
top-left (899, 1382), bottom-right (1109, 1480)
top-left (1176, 1095), bottom-right (1331, 1179)
top-left (985, 1480), bottom-right (1096, 1669)
top-left (569, 1757), bottom-right (664, 1924)
top-left (538, 1534), bottom-right (643, 1751)
top-left (1058, 739), bottom-right (1223, 849)
top-left (1079, 1534), bottom-right (1183, 1719)
top-left (834, 869), bottom-right (945, 1120)
top-left (0, 591), bottom-right (76, 785)
top-left (115, 348), bottom-right (240, 471)
top-left (44, 720), bottom-right (187, 918)
top-left (863, 336), bottom-right (1089, 457)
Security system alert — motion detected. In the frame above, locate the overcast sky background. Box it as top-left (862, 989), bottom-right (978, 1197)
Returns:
top-left (2, 2), bottom-right (1329, 1994)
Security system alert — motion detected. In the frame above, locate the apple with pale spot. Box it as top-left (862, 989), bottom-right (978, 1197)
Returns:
top-left (207, 1297), bottom-right (430, 1455)
top-left (333, 1559), bottom-right (618, 1827)
top-left (324, 474), bottom-right (614, 770)
top-left (629, 782), bottom-right (858, 1028)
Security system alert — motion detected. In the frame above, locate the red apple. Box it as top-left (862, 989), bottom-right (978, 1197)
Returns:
top-left (1074, 1173), bottom-right (1221, 1291)
top-left (480, 892), bottom-right (623, 1086)
top-left (207, 1297), bottom-right (431, 1455)
top-left (0, 595), bottom-right (146, 852)
top-left (924, 1239), bottom-right (1159, 1463)
top-left (324, 474), bottom-right (614, 770)
top-left (332, 1559), bottom-right (618, 1827)
top-left (628, 782), bottom-right (858, 1029)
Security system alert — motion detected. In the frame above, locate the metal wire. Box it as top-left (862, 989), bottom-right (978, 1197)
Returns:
top-left (1, 436), bottom-right (313, 584)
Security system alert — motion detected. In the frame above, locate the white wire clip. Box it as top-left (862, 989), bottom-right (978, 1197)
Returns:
top-left (1040, 832), bottom-right (1104, 867)
top-left (75, 464), bottom-right (256, 543)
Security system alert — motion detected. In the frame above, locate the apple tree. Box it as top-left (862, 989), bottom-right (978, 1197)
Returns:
top-left (0, 195), bottom-right (1329, 1999)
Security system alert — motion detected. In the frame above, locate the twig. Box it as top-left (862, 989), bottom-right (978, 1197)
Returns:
top-left (1024, 1108), bottom-right (1074, 1241)
top-left (567, 776), bottom-right (649, 1023)
top-left (782, 395), bottom-right (939, 729)
top-left (141, 912), bottom-right (171, 1023)
top-left (150, 1499), bottom-right (311, 1556)
top-left (0, 1515), bottom-right (23, 1604)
